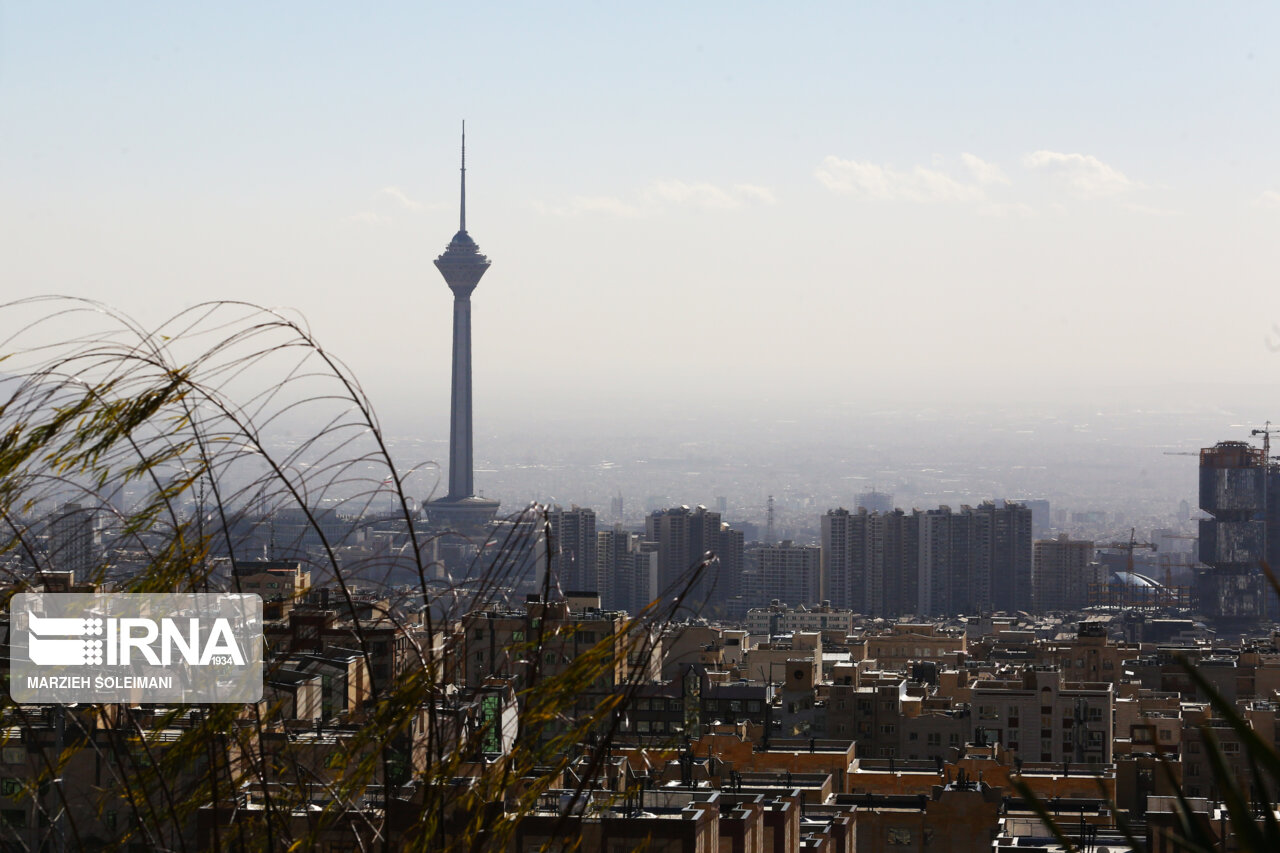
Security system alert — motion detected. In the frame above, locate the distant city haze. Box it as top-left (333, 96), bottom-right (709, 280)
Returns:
top-left (377, 390), bottom-right (1266, 536)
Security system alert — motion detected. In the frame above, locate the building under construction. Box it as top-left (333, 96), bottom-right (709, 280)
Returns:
top-left (1196, 438), bottom-right (1280, 626)
top-left (1086, 531), bottom-right (1192, 612)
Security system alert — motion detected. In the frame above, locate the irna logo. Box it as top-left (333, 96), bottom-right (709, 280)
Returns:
top-left (10, 593), bottom-right (262, 704)
top-left (27, 612), bottom-right (246, 667)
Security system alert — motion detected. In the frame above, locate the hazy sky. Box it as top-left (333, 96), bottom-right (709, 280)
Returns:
top-left (4, 3), bottom-right (1280, 434)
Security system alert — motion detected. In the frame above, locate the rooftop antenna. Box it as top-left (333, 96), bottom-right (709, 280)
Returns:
top-left (460, 120), bottom-right (467, 232)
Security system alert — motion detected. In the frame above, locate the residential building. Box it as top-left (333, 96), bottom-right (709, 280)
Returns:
top-left (756, 540), bottom-right (822, 607)
top-left (548, 504), bottom-right (597, 594)
top-left (1032, 534), bottom-right (1096, 613)
top-left (646, 505), bottom-right (743, 617)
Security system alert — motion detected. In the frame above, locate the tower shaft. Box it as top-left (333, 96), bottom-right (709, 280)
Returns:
top-left (447, 293), bottom-right (473, 500)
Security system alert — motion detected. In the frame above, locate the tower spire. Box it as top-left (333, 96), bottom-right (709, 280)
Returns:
top-left (460, 120), bottom-right (466, 233)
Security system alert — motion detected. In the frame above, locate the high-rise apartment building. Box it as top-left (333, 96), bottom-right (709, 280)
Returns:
top-left (548, 505), bottom-right (597, 594)
top-left (48, 502), bottom-right (96, 576)
top-left (597, 524), bottom-right (658, 614)
top-left (974, 499), bottom-right (1034, 614)
top-left (1032, 534), bottom-right (1096, 613)
top-left (756, 541), bottom-right (822, 607)
top-left (918, 508), bottom-right (959, 617)
top-left (822, 507), bottom-right (882, 613)
top-left (822, 501), bottom-right (1032, 618)
top-left (645, 506), bottom-right (743, 616)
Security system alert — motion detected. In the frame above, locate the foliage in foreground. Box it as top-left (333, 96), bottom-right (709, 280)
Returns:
top-left (0, 298), bottom-right (696, 852)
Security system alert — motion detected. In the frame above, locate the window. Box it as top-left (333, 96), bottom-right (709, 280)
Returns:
top-left (1223, 742), bottom-right (1241, 755)
top-left (1088, 707), bottom-right (1103, 721)
top-left (927, 733), bottom-right (941, 746)
top-left (511, 630), bottom-right (525, 642)
top-left (887, 827), bottom-right (913, 845)
top-left (880, 724), bottom-right (897, 735)
top-left (908, 732), bottom-right (919, 741)
top-left (1188, 763), bottom-right (1200, 777)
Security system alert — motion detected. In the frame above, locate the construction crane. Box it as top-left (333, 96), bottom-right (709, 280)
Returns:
top-left (1098, 528), bottom-right (1158, 575)
top-left (1252, 421), bottom-right (1279, 463)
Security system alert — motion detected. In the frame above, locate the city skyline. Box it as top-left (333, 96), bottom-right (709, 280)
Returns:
top-left (6, 6), bottom-right (1280, 849)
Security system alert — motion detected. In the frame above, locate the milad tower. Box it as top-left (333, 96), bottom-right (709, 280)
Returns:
top-left (427, 123), bottom-right (500, 531)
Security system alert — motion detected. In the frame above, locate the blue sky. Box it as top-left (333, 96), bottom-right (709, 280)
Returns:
top-left (4, 3), bottom-right (1280, 429)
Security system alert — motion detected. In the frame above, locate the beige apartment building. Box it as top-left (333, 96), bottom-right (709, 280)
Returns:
top-left (970, 666), bottom-right (1114, 765)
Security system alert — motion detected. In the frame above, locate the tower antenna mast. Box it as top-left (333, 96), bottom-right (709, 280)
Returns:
top-left (460, 120), bottom-right (466, 232)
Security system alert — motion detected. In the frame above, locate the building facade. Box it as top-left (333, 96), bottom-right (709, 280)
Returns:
top-left (548, 505), bottom-right (598, 594)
